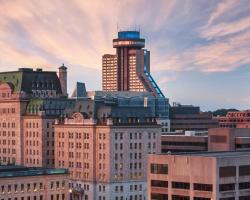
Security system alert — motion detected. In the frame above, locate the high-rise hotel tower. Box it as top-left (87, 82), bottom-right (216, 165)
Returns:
top-left (102, 31), bottom-right (164, 97)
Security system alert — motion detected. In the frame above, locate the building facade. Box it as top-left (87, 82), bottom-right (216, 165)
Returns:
top-left (0, 67), bottom-right (73, 168)
top-left (54, 97), bottom-right (162, 200)
top-left (102, 31), bottom-right (164, 97)
top-left (148, 151), bottom-right (250, 200)
top-left (208, 128), bottom-right (250, 151)
top-left (170, 104), bottom-right (219, 132)
top-left (161, 134), bottom-right (208, 153)
top-left (216, 110), bottom-right (250, 128)
top-left (0, 165), bottom-right (69, 200)
top-left (160, 128), bottom-right (250, 153)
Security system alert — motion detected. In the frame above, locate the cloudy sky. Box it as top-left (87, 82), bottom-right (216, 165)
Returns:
top-left (0, 0), bottom-right (250, 111)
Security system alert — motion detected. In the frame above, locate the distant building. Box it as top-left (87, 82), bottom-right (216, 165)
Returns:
top-left (54, 94), bottom-right (162, 200)
top-left (170, 103), bottom-right (219, 132)
top-left (148, 151), bottom-right (250, 200)
top-left (102, 31), bottom-right (164, 97)
top-left (208, 128), bottom-right (250, 151)
top-left (102, 54), bottom-right (118, 91)
top-left (160, 128), bottom-right (250, 153)
top-left (161, 134), bottom-right (208, 153)
top-left (0, 165), bottom-right (69, 200)
top-left (216, 110), bottom-right (250, 128)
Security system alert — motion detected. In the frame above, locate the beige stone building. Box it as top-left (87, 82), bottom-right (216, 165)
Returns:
top-left (148, 151), bottom-right (250, 200)
top-left (55, 111), bottom-right (161, 200)
top-left (0, 165), bottom-right (69, 200)
top-left (0, 67), bottom-right (72, 168)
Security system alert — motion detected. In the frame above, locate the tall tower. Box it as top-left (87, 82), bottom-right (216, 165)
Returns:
top-left (102, 31), bottom-right (164, 97)
top-left (58, 64), bottom-right (67, 97)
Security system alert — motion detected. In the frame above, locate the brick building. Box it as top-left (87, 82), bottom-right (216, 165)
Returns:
top-left (216, 110), bottom-right (250, 128)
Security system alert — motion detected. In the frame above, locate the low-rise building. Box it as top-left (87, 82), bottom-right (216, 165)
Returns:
top-left (161, 128), bottom-right (250, 153)
top-left (161, 134), bottom-right (208, 153)
top-left (170, 103), bottom-right (218, 132)
top-left (148, 151), bottom-right (250, 200)
top-left (216, 110), bottom-right (250, 128)
top-left (208, 128), bottom-right (250, 151)
top-left (0, 165), bottom-right (69, 200)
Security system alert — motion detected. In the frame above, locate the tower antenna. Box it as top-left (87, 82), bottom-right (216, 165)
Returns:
top-left (117, 23), bottom-right (119, 32)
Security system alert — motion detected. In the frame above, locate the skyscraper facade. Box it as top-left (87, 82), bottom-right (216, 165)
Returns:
top-left (102, 31), bottom-right (164, 97)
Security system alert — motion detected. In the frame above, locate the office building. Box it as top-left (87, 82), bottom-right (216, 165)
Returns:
top-left (208, 128), bottom-right (250, 151)
top-left (170, 103), bottom-right (219, 132)
top-left (54, 94), bottom-right (162, 200)
top-left (148, 151), bottom-right (250, 200)
top-left (216, 110), bottom-right (250, 128)
top-left (160, 128), bottom-right (250, 153)
top-left (102, 31), bottom-right (164, 97)
top-left (0, 165), bottom-right (69, 200)
top-left (161, 134), bottom-right (208, 153)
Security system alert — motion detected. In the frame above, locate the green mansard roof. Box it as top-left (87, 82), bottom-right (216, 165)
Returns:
top-left (0, 68), bottom-right (62, 94)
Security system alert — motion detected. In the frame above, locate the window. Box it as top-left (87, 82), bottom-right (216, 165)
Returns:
top-left (151, 180), bottom-right (168, 188)
top-left (239, 195), bottom-right (250, 200)
top-left (172, 182), bottom-right (190, 190)
top-left (151, 193), bottom-right (168, 200)
top-left (219, 183), bottom-right (235, 192)
top-left (172, 195), bottom-right (189, 200)
top-left (239, 182), bottom-right (250, 190)
top-left (150, 164), bottom-right (168, 174)
top-left (239, 165), bottom-right (250, 176)
top-left (193, 183), bottom-right (212, 191)
top-left (219, 166), bottom-right (236, 177)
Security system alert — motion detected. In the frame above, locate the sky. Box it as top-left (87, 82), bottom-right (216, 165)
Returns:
top-left (0, 0), bottom-right (250, 111)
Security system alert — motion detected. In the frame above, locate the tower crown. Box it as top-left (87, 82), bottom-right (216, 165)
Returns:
top-left (113, 31), bottom-right (145, 48)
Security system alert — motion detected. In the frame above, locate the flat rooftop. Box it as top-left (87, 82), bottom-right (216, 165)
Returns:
top-left (0, 165), bottom-right (68, 178)
top-left (165, 150), bottom-right (250, 158)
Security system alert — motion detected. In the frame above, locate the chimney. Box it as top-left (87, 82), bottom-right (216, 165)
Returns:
top-left (58, 64), bottom-right (67, 97)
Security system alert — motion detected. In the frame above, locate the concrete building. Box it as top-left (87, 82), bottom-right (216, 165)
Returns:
top-left (160, 128), bottom-right (250, 153)
top-left (0, 165), bottom-right (69, 200)
top-left (208, 128), bottom-right (250, 151)
top-left (102, 31), bottom-right (164, 97)
top-left (54, 95), bottom-right (162, 200)
top-left (0, 66), bottom-right (74, 168)
top-left (216, 110), bottom-right (250, 128)
top-left (170, 103), bottom-right (219, 132)
top-left (161, 134), bottom-right (208, 153)
top-left (148, 151), bottom-right (250, 200)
